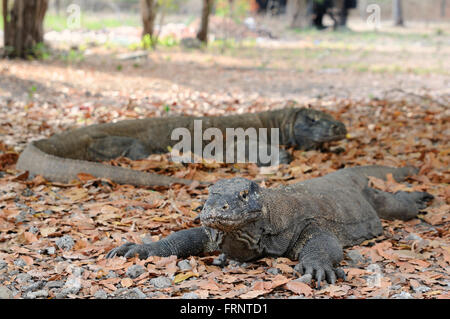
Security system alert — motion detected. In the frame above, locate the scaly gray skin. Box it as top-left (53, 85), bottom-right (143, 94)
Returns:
top-left (17, 106), bottom-right (346, 187)
top-left (106, 165), bottom-right (433, 288)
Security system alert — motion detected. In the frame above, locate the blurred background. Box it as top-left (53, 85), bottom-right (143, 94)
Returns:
top-left (0, 0), bottom-right (448, 138)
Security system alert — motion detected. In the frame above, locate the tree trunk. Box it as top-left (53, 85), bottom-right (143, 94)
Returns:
top-left (197, 0), bottom-right (214, 44)
top-left (3, 0), bottom-right (49, 58)
top-left (55, 0), bottom-right (61, 15)
top-left (393, 0), bottom-right (404, 26)
top-left (140, 0), bottom-right (158, 47)
top-left (287, 0), bottom-right (313, 29)
top-left (441, 0), bottom-right (447, 18)
top-left (335, 0), bottom-right (349, 27)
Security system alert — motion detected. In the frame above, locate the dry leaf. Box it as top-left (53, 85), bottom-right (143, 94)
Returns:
top-left (239, 290), bottom-right (268, 299)
top-left (284, 281), bottom-right (313, 297)
top-left (174, 271), bottom-right (197, 284)
top-left (121, 278), bottom-right (133, 288)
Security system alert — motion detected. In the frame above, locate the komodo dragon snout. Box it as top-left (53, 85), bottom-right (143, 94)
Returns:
top-left (200, 178), bottom-right (263, 231)
top-left (293, 109), bottom-right (347, 149)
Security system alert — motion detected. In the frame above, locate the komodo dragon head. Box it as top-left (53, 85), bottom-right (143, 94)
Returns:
top-left (293, 108), bottom-right (347, 150)
top-left (200, 177), bottom-right (263, 232)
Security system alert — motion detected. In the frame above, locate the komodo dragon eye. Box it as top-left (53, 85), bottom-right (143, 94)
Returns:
top-left (239, 190), bottom-right (249, 201)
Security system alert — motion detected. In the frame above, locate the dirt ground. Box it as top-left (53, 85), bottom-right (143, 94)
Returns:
top-left (0, 22), bottom-right (449, 299)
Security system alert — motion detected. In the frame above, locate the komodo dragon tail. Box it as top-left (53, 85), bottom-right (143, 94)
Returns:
top-left (16, 141), bottom-right (193, 187)
top-left (345, 165), bottom-right (419, 182)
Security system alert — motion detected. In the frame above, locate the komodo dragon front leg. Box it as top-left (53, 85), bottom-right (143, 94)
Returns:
top-left (106, 227), bottom-right (217, 259)
top-left (292, 224), bottom-right (346, 288)
top-left (87, 136), bottom-right (150, 161)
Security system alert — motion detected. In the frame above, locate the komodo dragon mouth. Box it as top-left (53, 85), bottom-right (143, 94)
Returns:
top-left (201, 211), bottom-right (261, 232)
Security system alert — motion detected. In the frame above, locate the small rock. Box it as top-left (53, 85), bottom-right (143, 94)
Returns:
top-left (346, 250), bottom-right (365, 265)
top-left (21, 189), bottom-right (34, 197)
top-left (412, 285), bottom-right (431, 294)
top-left (130, 288), bottom-right (146, 299)
top-left (0, 286), bottom-right (13, 299)
top-left (392, 291), bottom-right (414, 299)
top-left (14, 258), bottom-right (27, 268)
top-left (46, 247), bottom-right (56, 255)
top-left (8, 270), bottom-right (19, 276)
top-left (22, 281), bottom-right (45, 292)
top-left (28, 226), bottom-right (39, 234)
top-left (94, 289), bottom-right (108, 299)
top-left (25, 289), bottom-right (48, 299)
top-left (126, 264), bottom-right (145, 279)
top-left (62, 276), bottom-right (81, 295)
top-left (112, 287), bottom-right (147, 299)
top-left (55, 235), bottom-right (75, 251)
top-left (405, 233), bottom-right (422, 241)
top-left (177, 260), bottom-right (192, 271)
top-left (389, 284), bottom-right (402, 291)
top-left (0, 260), bottom-right (7, 270)
top-left (366, 264), bottom-right (381, 273)
top-left (15, 211), bottom-right (28, 223)
top-left (16, 273), bottom-right (32, 283)
top-left (266, 267), bottom-right (280, 275)
top-left (181, 292), bottom-right (199, 299)
top-left (68, 266), bottom-right (84, 277)
top-left (295, 274), bottom-right (313, 285)
top-left (46, 280), bottom-right (65, 289)
top-left (212, 254), bottom-right (227, 267)
top-left (149, 276), bottom-right (172, 289)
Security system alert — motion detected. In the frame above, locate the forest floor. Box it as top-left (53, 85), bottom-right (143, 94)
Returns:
top-left (0, 22), bottom-right (449, 299)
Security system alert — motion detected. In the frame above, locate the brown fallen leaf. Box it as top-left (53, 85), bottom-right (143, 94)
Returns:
top-left (77, 173), bottom-right (98, 182)
top-left (20, 255), bottom-right (34, 266)
top-left (239, 289), bottom-right (268, 299)
top-left (284, 281), bottom-right (313, 297)
top-left (0, 152), bottom-right (19, 169)
top-left (62, 187), bottom-right (89, 202)
top-left (275, 263), bottom-right (294, 274)
top-left (121, 278), bottom-right (133, 288)
top-left (40, 227), bottom-right (58, 237)
top-left (17, 232), bottom-right (39, 244)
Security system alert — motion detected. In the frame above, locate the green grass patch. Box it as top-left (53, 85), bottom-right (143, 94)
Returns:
top-left (44, 13), bottom-right (140, 32)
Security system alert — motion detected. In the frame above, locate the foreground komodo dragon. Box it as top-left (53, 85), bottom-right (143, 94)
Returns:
top-left (17, 107), bottom-right (346, 187)
top-left (107, 165), bottom-right (433, 287)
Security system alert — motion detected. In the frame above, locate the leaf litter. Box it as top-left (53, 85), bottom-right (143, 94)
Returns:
top-left (0, 50), bottom-right (449, 299)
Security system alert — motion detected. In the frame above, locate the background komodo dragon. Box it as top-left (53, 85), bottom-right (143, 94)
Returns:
top-left (106, 165), bottom-right (433, 288)
top-left (17, 107), bottom-right (346, 187)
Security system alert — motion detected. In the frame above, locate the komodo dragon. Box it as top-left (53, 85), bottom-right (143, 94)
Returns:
top-left (106, 165), bottom-right (433, 287)
top-left (17, 107), bottom-right (346, 187)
